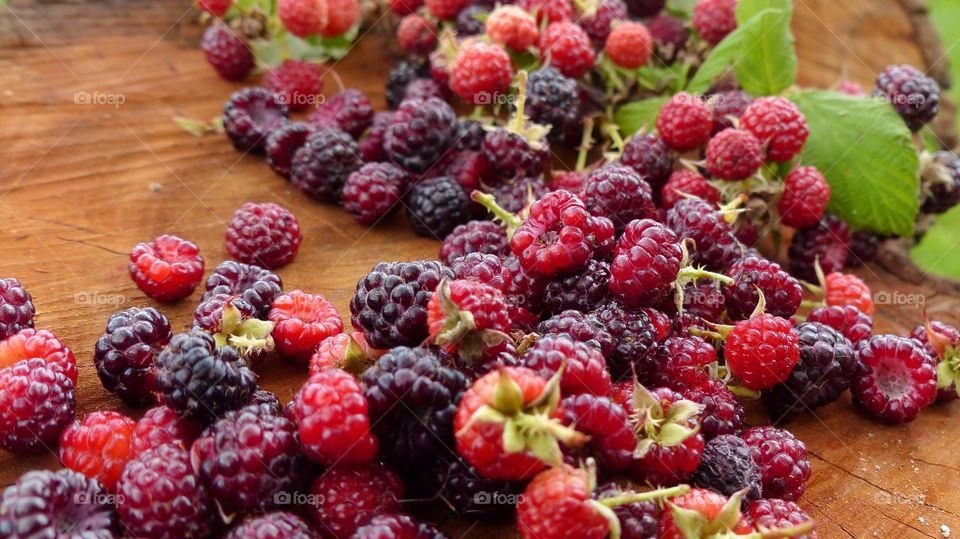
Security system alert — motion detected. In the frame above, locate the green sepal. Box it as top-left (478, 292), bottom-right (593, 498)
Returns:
top-left (213, 302), bottom-right (275, 357)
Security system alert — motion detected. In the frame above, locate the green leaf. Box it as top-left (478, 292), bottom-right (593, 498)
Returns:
top-left (911, 205), bottom-right (960, 278)
top-left (735, 0), bottom-right (791, 22)
top-left (732, 7), bottom-right (796, 95)
top-left (790, 90), bottom-right (919, 236)
top-left (613, 96), bottom-right (669, 137)
top-left (686, 16), bottom-right (748, 94)
top-left (666, 0), bottom-right (696, 18)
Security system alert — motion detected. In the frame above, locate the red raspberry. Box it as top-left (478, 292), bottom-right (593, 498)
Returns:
top-left (609, 219), bottom-right (682, 307)
top-left (511, 190), bottom-right (615, 275)
top-left (647, 335), bottom-right (716, 390)
top-left (486, 6), bottom-right (539, 50)
top-left (682, 379), bottom-right (744, 440)
top-left (657, 92), bottom-right (713, 151)
top-left (424, 0), bottom-right (465, 19)
top-left (517, 0), bottom-right (573, 23)
top-left (579, 0), bottom-right (628, 46)
top-left (705, 128), bottom-right (763, 180)
top-left (725, 314), bottom-right (800, 390)
top-left (265, 60), bottom-right (323, 112)
top-left (309, 331), bottom-right (380, 375)
top-left (397, 14), bottom-right (437, 55)
top-left (710, 88), bottom-right (753, 134)
top-left (852, 335), bottom-right (937, 423)
top-left (226, 202), bottom-right (302, 269)
top-left (692, 0), bottom-right (736, 45)
top-left (268, 290), bottom-right (343, 361)
top-left (201, 23), bottom-right (254, 81)
top-left (838, 80), bottom-right (866, 96)
top-left (129, 234), bottom-right (204, 302)
top-left (388, 0), bottom-right (421, 14)
top-left (0, 358), bottom-right (75, 454)
top-left (309, 89), bottom-right (374, 139)
top-left (581, 164), bottom-right (657, 234)
top-left (0, 328), bottom-right (77, 383)
top-left (619, 133), bottom-right (675, 192)
top-left (560, 394), bottom-right (635, 471)
top-left (516, 465), bottom-right (612, 539)
top-left (131, 405), bottom-right (202, 454)
top-left (427, 279), bottom-right (512, 359)
top-left (659, 488), bottom-right (751, 539)
top-left (539, 22), bottom-right (597, 78)
top-left (521, 335), bottom-right (612, 396)
top-left (553, 170), bottom-right (586, 193)
top-left (342, 162), bottom-right (408, 225)
top-left (439, 220), bottom-right (510, 264)
top-left (450, 41), bottom-right (513, 104)
top-left (307, 462), bottom-right (404, 538)
top-left (724, 256), bottom-right (803, 320)
top-left (266, 122), bottom-right (314, 179)
top-left (742, 426), bottom-right (812, 501)
top-left (778, 166), bottom-right (830, 228)
top-left (661, 169), bottom-right (720, 209)
top-left (359, 111), bottom-right (392, 162)
top-left (823, 272), bottom-right (875, 315)
top-left (604, 21), bottom-right (653, 69)
top-left (741, 96), bottom-right (809, 162)
top-left (59, 411), bottom-right (136, 491)
top-left (747, 499), bottom-right (816, 537)
top-left (278, 0), bottom-right (328, 37)
top-left (0, 278), bottom-right (34, 340)
top-left (807, 304), bottom-right (873, 344)
top-left (197, 0), bottom-right (232, 15)
top-left (293, 368), bottom-right (378, 465)
top-left (320, 0), bottom-right (360, 37)
top-left (788, 215), bottom-right (852, 282)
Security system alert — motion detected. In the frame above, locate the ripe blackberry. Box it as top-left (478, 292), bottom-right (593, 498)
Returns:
top-left (501, 254), bottom-right (548, 325)
top-left (455, 119), bottom-right (487, 151)
top-left (385, 61), bottom-right (425, 109)
top-left (542, 258), bottom-right (611, 315)
top-left (537, 309), bottom-right (615, 358)
top-left (492, 176), bottom-right (551, 213)
top-left (852, 334), bottom-right (937, 423)
top-left (131, 405), bottom-right (202, 454)
top-left (592, 302), bottom-right (663, 380)
top-left (742, 426), bottom-right (812, 501)
top-left (266, 59), bottom-right (323, 112)
top-left (456, 5), bottom-right (488, 35)
top-left (291, 126), bottom-right (363, 203)
top-left (704, 128), bottom-right (763, 181)
top-left (581, 164), bottom-right (656, 233)
top-left (692, 434), bottom-right (762, 502)
top-left (657, 92), bottom-right (713, 151)
top-left (0, 358), bottom-right (75, 454)
top-left (192, 404), bottom-right (307, 515)
top-left (807, 305), bottom-right (874, 344)
top-left (309, 89), bottom-right (374, 139)
top-left (359, 111), bottom-right (393, 162)
top-left (226, 512), bottom-right (319, 539)
top-left (724, 256), bottom-right (803, 320)
top-left (787, 215), bottom-right (852, 282)
top-left (483, 128), bottom-right (550, 180)
top-left (407, 176), bottom-right (473, 238)
top-left (439, 220), bottom-right (510, 264)
top-left (746, 499), bottom-right (815, 539)
top-left (307, 462), bottom-right (404, 538)
top-left (594, 483), bottom-right (660, 539)
top-left (59, 411), bottom-right (136, 491)
top-left (539, 21), bottom-right (597, 78)
top-left (266, 122), bottom-right (313, 179)
top-left (0, 278), bottom-right (33, 340)
top-left (93, 307), bottom-right (170, 407)
top-left (0, 469), bottom-right (116, 538)
top-left (661, 169), bottom-right (720, 209)
top-left (647, 14), bottom-right (687, 63)
top-left (203, 260), bottom-right (283, 318)
top-left (762, 322), bottom-right (856, 420)
top-left (155, 330), bottom-right (257, 422)
top-left (117, 443), bottom-right (217, 538)
top-left (873, 64), bottom-right (941, 131)
top-left (429, 456), bottom-right (525, 517)
top-left (710, 89), bottom-right (753, 134)
top-left (647, 335), bottom-right (716, 391)
top-left (666, 197), bottom-right (741, 271)
top-left (682, 379), bottom-right (744, 440)
top-left (677, 280), bottom-right (727, 325)
top-left (522, 335), bottom-right (612, 396)
top-left (350, 260), bottom-right (454, 348)
top-left (847, 230), bottom-right (880, 266)
top-left (385, 97), bottom-right (457, 173)
top-left (525, 67), bottom-right (580, 138)
top-left (560, 393), bottom-right (635, 471)
top-left (352, 514), bottom-right (445, 539)
top-left (608, 218), bottom-right (682, 307)
top-left (129, 234), bottom-right (205, 302)
top-left (226, 202), bottom-right (302, 269)
top-left (403, 78), bottom-right (449, 103)
top-left (202, 23), bottom-right (254, 81)
top-left (579, 0), bottom-right (628, 46)
top-left (740, 97), bottom-right (809, 162)
top-left (625, 0), bottom-right (664, 17)
top-left (692, 0), bottom-right (736, 45)
top-left (619, 132), bottom-right (675, 192)
top-left (224, 87), bottom-right (290, 154)
top-left (342, 162), bottom-right (408, 225)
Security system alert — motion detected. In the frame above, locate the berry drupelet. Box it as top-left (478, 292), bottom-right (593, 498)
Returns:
top-left (266, 122), bottom-right (314, 179)
top-left (657, 92), bottom-right (713, 151)
top-left (407, 176), bottom-right (473, 238)
top-left (742, 426), bottom-right (812, 501)
top-left (59, 411), bottom-right (136, 491)
top-left (807, 304), bottom-right (874, 344)
top-left (131, 404), bottom-right (202, 454)
top-left (0, 469), bottom-right (116, 539)
top-left (0, 358), bottom-right (75, 454)
top-left (291, 126), bottom-right (363, 203)
top-left (666, 197), bottom-right (742, 271)
top-left (268, 290), bottom-right (343, 362)
top-left (0, 278), bottom-right (34, 340)
top-left (225, 202), bottom-right (302, 269)
top-left (265, 59), bottom-right (323, 112)
top-left (342, 162), bottom-right (408, 225)
top-left (541, 258), bottom-right (611, 315)
top-left (293, 368), bottom-right (379, 466)
top-left (203, 260), bottom-right (283, 319)
top-left (93, 306), bottom-right (171, 407)
top-left (779, 166), bottom-right (831, 229)
top-left (309, 89), bottom-right (374, 139)
top-left (525, 67), bottom-right (580, 139)
top-left (225, 512), bottom-right (319, 539)
top-left (788, 215), bottom-right (852, 282)
top-left (740, 96), bottom-right (809, 162)
top-left (223, 87), bottom-right (290, 154)
top-left (724, 255), bottom-right (803, 320)
top-left (129, 234), bottom-right (204, 302)
top-left (619, 133), bottom-right (675, 192)
top-left (580, 165), bottom-right (657, 233)
top-left (682, 379), bottom-right (744, 440)
top-left (692, 434), bottom-right (762, 502)
top-left (385, 96), bottom-right (457, 173)
top-left (522, 335), bottom-right (612, 397)
top-left (439, 221), bottom-right (510, 264)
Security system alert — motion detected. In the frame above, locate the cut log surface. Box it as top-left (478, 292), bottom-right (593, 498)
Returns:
top-left (1, 1), bottom-right (959, 537)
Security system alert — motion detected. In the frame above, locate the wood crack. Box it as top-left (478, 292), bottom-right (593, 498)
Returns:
top-left (54, 236), bottom-right (126, 256)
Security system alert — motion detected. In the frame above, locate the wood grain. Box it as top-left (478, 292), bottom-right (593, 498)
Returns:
top-left (1, 1), bottom-right (959, 537)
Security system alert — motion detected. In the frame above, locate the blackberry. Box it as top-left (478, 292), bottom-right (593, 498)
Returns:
top-left (131, 405), bottom-right (202, 454)
top-left (594, 483), bottom-right (659, 539)
top-left (403, 78), bottom-right (448, 103)
top-left (93, 306), bottom-right (171, 407)
top-left (560, 393), bottom-right (634, 472)
top-left (223, 87), bottom-right (290, 154)
top-left (360, 111), bottom-right (393, 162)
top-left (647, 14), bottom-right (687, 63)
top-left (625, 0), bottom-right (664, 17)
top-left (456, 5), bottom-right (488, 35)
top-left (352, 514), bottom-right (446, 539)
top-left (193, 293), bottom-right (258, 335)
top-left (265, 122), bottom-right (314, 179)
top-left (724, 256), bottom-right (803, 320)
top-left (439, 220), bottom-right (510, 264)
top-left (581, 164), bottom-right (656, 233)
top-left (502, 255), bottom-right (548, 325)
top-left (619, 133), bottom-right (675, 192)
top-left (350, 260), bottom-right (454, 348)
top-left (450, 252), bottom-right (506, 287)
top-left (0, 278), bottom-right (34, 340)
top-left (385, 97), bottom-right (457, 172)
top-left (455, 119), bottom-right (487, 151)
top-left (578, 0), bottom-right (628, 46)
top-left (0, 469), bottom-right (116, 538)
top-left (342, 162), bottom-right (409, 225)
top-left (922, 150), bottom-right (960, 213)
top-left (536, 309), bottom-right (615, 358)
top-left (542, 258), bottom-right (611, 315)
top-left (666, 197), bottom-right (742, 271)
top-left (155, 330), bottom-right (257, 422)
top-left (787, 215), bottom-right (851, 282)
top-left (682, 380), bottom-right (744, 440)
top-left (847, 230), bottom-right (880, 266)
top-left (192, 404), bottom-right (307, 515)
top-left (426, 149), bottom-right (491, 193)
top-left (0, 358), bottom-right (75, 454)
top-left (710, 89), bottom-right (753, 134)
top-left (691, 434), bottom-right (762, 502)
top-left (742, 426), bottom-right (812, 501)
top-left (362, 346), bottom-right (468, 467)
top-left (525, 67), bottom-right (580, 139)
top-left (309, 89), bottom-right (374, 139)
top-left (225, 512), bottom-right (319, 539)
top-left (591, 302), bottom-right (663, 380)
top-left (202, 23), bottom-right (254, 81)
top-left (385, 61), bottom-right (426, 109)
top-left (491, 176), bottom-right (551, 213)
top-left (406, 176), bottom-right (473, 238)
top-left (291, 126), bottom-right (363, 203)
top-left (763, 322), bottom-right (856, 420)
top-left (203, 260), bottom-right (284, 318)
top-left (307, 461), bottom-right (404, 538)
top-left (482, 128), bottom-right (550, 179)
top-left (429, 456), bottom-right (524, 517)
top-left (873, 64), bottom-right (941, 131)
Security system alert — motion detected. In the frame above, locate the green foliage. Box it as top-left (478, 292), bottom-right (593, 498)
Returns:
top-left (912, 206), bottom-right (960, 279)
top-left (614, 96), bottom-right (670, 136)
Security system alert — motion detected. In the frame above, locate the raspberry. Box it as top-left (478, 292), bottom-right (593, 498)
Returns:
top-left (581, 164), bottom-right (656, 233)
top-left (578, 0), bottom-right (628, 46)
top-left (657, 92), bottom-right (713, 151)
top-left (537, 309), bottom-right (615, 357)
top-left (852, 334), bottom-right (937, 423)
top-left (429, 456), bottom-right (525, 517)
top-left (192, 404), bottom-right (306, 515)
top-left (511, 190), bottom-right (615, 275)
top-left (397, 14), bottom-right (437, 55)
top-left (486, 6), bottom-right (538, 50)
top-left (424, 0), bottom-right (465, 19)
top-left (553, 170), bottom-right (586, 193)
top-left (491, 176), bottom-right (551, 212)
top-left (426, 149), bottom-right (491, 192)
top-left (522, 335), bottom-right (612, 396)
top-left (266, 122), bottom-right (314, 179)
top-left (517, 0), bottom-right (573, 23)
top-left (201, 23), bottom-right (254, 81)
top-left (292, 126), bottom-right (363, 202)
top-left (807, 304), bottom-right (873, 344)
top-left (911, 319), bottom-right (960, 402)
top-left (608, 219), bottom-right (682, 308)
top-left (647, 14), bottom-right (687, 62)
top-left (724, 256), bottom-right (803, 320)
top-left (741, 97), bottom-right (809, 162)
top-left (483, 128), bottom-right (551, 180)
top-left (704, 128), bottom-right (763, 180)
top-left (787, 215), bottom-right (852, 282)
top-left (659, 488), bottom-right (751, 539)
top-left (226, 512), bottom-right (319, 539)
top-left (427, 279), bottom-right (511, 358)
top-left (692, 0), bottom-right (736, 44)
top-left (352, 514), bottom-right (445, 539)
top-left (0, 358), bottom-right (75, 454)
top-left (516, 465), bottom-right (611, 539)
top-left (501, 254), bottom-right (549, 324)
top-left (605, 21), bottom-right (653, 69)
top-left (93, 307), bottom-right (170, 407)
top-left (440, 220), bottom-right (510, 264)
top-left (131, 405), bottom-right (202, 454)
top-left (385, 97), bottom-right (457, 172)
top-left (59, 411), bottom-right (136, 491)
top-left (226, 202), bottom-right (302, 269)
top-left (117, 443), bottom-right (217, 538)
top-left (407, 176), bottom-right (473, 238)
top-left (155, 330), bottom-right (257, 422)
top-left (824, 272), bottom-right (875, 315)
top-left (725, 314), bottom-right (800, 390)
top-left (385, 61), bottom-right (425, 109)
top-left (595, 303), bottom-right (667, 381)
top-left (624, 0), bottom-right (664, 17)
top-left (309, 89), bottom-right (374, 139)
top-left (0, 278), bottom-right (33, 340)
top-left (359, 111), bottom-right (393, 162)
top-left (342, 162), bottom-right (408, 225)
top-left (456, 5), bottom-right (488, 35)
top-left (647, 335), bottom-right (716, 390)
top-left (747, 499), bottom-right (815, 538)
top-left (203, 260), bottom-right (284, 318)
top-left (224, 87), bottom-right (290, 154)
top-left (0, 470), bottom-right (116, 538)
top-left (847, 230), bottom-right (880, 266)
top-left (666, 197), bottom-right (741, 271)
top-left (560, 393), bottom-right (635, 472)
top-left (321, 0), bottom-right (360, 37)
top-left (525, 67), bottom-right (580, 138)
top-left (268, 290), bottom-right (343, 361)
top-left (129, 234), bottom-right (204, 302)
top-left (619, 132), bottom-right (675, 191)
top-left (542, 259), bottom-right (611, 315)
top-left (873, 64), bottom-right (941, 131)
top-left (278, 0), bottom-right (328, 36)
top-left (266, 59), bottom-right (323, 111)
top-left (362, 346), bottom-right (468, 466)
top-left (778, 166), bottom-right (831, 228)
top-left (742, 426), bottom-right (812, 501)
top-left (682, 379), bottom-right (744, 440)
top-left (307, 462), bottom-right (404, 538)
top-left (710, 88), bottom-right (753, 134)
top-left (294, 368), bottom-right (378, 465)
top-left (198, 0), bottom-right (232, 15)
top-left (539, 22), bottom-right (596, 78)
top-left (661, 169), bottom-right (720, 209)
top-left (0, 328), bottom-right (77, 383)
top-left (692, 434), bottom-right (762, 501)
top-left (922, 150), bottom-right (960, 213)
top-left (309, 331), bottom-right (380, 375)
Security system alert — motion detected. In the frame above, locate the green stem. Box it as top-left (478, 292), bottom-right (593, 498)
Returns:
top-left (599, 484), bottom-right (690, 508)
top-left (677, 266), bottom-right (735, 286)
top-left (575, 117), bottom-right (595, 172)
top-left (471, 191), bottom-right (523, 231)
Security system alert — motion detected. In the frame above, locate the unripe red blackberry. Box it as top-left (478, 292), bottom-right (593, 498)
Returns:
top-left (874, 64), bottom-right (941, 131)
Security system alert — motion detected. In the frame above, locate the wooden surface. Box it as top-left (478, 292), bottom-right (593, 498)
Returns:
top-left (1, 1), bottom-right (959, 537)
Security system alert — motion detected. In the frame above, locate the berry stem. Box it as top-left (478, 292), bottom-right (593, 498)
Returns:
top-left (676, 267), bottom-right (734, 286)
top-left (471, 190), bottom-right (523, 234)
top-left (597, 484), bottom-right (691, 508)
top-left (509, 70), bottom-right (530, 135)
top-left (575, 117), bottom-right (595, 172)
